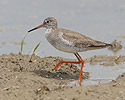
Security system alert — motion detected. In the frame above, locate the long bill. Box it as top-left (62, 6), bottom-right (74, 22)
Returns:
top-left (28, 24), bottom-right (44, 33)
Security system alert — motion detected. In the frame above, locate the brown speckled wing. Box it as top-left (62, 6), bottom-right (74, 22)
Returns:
top-left (59, 28), bottom-right (108, 48)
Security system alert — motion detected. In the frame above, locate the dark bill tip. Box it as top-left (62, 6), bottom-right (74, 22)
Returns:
top-left (28, 24), bottom-right (44, 33)
top-left (28, 27), bottom-right (38, 33)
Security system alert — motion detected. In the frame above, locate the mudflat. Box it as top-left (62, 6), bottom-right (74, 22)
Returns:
top-left (0, 54), bottom-right (125, 100)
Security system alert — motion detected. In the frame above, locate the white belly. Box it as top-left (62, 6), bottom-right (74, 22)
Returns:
top-left (45, 29), bottom-right (78, 53)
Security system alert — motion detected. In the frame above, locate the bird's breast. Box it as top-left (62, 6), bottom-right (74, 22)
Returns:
top-left (45, 30), bottom-right (78, 53)
top-left (45, 29), bottom-right (58, 46)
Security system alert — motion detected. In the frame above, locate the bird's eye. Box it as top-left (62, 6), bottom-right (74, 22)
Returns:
top-left (46, 20), bottom-right (50, 23)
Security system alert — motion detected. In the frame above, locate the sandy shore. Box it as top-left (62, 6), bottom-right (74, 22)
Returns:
top-left (0, 54), bottom-right (125, 100)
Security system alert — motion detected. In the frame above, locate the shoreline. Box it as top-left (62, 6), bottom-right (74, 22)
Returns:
top-left (0, 54), bottom-right (125, 100)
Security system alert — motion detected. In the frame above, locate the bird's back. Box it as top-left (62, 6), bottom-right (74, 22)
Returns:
top-left (46, 28), bottom-right (111, 53)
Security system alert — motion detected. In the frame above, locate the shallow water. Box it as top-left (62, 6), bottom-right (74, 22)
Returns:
top-left (0, 0), bottom-right (125, 86)
top-left (70, 63), bottom-right (125, 86)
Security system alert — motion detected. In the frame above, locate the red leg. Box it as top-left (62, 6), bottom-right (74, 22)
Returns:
top-left (74, 53), bottom-right (81, 62)
top-left (53, 53), bottom-right (81, 70)
top-left (53, 52), bottom-right (84, 86)
top-left (76, 53), bottom-right (84, 86)
top-left (53, 60), bottom-right (81, 69)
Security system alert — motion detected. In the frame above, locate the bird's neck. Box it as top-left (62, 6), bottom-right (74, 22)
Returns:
top-left (45, 28), bottom-right (53, 34)
top-left (46, 27), bottom-right (57, 31)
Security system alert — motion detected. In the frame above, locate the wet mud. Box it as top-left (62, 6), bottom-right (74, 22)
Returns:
top-left (0, 54), bottom-right (125, 100)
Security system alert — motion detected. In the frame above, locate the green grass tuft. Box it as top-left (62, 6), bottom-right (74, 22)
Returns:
top-left (32, 41), bottom-right (41, 54)
top-left (29, 41), bottom-right (41, 62)
top-left (19, 34), bottom-right (28, 55)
